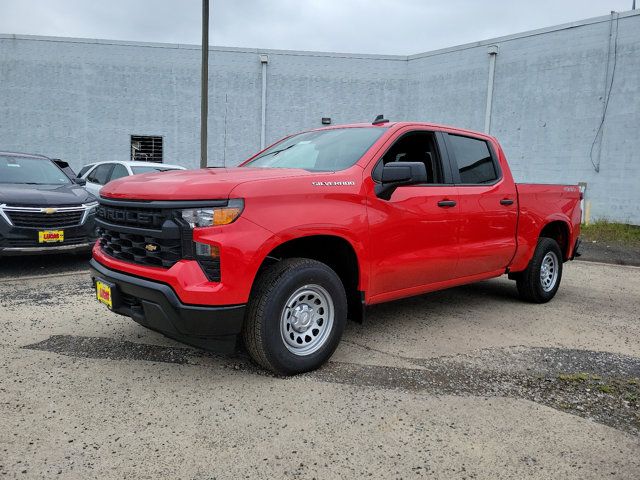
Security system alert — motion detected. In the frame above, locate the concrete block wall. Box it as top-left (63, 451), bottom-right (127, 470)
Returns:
top-left (0, 10), bottom-right (638, 223)
top-left (0, 38), bottom-right (408, 169)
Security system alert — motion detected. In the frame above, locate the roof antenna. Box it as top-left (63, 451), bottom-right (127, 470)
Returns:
top-left (372, 114), bottom-right (389, 125)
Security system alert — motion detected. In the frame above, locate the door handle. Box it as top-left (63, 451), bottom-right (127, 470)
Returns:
top-left (500, 199), bottom-right (514, 206)
top-left (437, 200), bottom-right (457, 208)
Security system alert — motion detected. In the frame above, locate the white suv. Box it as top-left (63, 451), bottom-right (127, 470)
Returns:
top-left (78, 161), bottom-right (186, 197)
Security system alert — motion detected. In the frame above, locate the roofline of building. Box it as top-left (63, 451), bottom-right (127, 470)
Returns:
top-left (0, 9), bottom-right (638, 61)
top-left (408, 9), bottom-right (639, 60)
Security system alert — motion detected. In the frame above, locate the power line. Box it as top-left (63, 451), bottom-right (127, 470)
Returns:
top-left (589, 11), bottom-right (620, 173)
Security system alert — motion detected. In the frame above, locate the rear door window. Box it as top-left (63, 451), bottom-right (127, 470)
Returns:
top-left (109, 164), bottom-right (129, 182)
top-left (87, 164), bottom-right (113, 185)
top-left (448, 134), bottom-right (498, 184)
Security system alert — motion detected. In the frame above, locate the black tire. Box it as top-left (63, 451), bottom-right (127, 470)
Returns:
top-left (242, 258), bottom-right (347, 375)
top-left (516, 237), bottom-right (563, 303)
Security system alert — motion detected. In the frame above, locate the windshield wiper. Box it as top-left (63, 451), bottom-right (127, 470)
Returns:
top-left (251, 144), bottom-right (297, 162)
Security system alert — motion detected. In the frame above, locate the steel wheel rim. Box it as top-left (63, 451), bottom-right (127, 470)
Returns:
top-left (540, 251), bottom-right (559, 292)
top-left (280, 284), bottom-right (334, 356)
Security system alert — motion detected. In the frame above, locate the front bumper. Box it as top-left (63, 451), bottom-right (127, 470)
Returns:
top-left (89, 259), bottom-right (246, 352)
top-left (0, 242), bottom-right (94, 256)
top-left (0, 215), bottom-right (97, 256)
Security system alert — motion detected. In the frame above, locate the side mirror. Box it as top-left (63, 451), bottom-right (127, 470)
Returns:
top-left (73, 177), bottom-right (87, 186)
top-left (375, 161), bottom-right (427, 200)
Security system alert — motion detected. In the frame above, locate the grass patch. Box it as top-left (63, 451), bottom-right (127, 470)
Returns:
top-left (582, 221), bottom-right (640, 246)
top-left (597, 385), bottom-right (616, 394)
top-left (558, 372), bottom-right (590, 382)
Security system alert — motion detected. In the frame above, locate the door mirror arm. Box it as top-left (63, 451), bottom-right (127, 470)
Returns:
top-left (374, 162), bottom-right (428, 200)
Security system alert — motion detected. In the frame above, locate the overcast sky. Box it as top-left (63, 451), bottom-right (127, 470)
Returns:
top-left (0, 0), bottom-right (634, 55)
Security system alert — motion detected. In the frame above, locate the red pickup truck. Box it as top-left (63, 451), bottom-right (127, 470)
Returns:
top-left (90, 120), bottom-right (582, 374)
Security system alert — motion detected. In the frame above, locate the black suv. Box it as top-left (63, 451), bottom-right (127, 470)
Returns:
top-left (0, 152), bottom-right (98, 256)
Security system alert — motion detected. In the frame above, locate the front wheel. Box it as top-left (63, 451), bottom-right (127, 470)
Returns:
top-left (515, 237), bottom-right (563, 303)
top-left (242, 258), bottom-right (347, 375)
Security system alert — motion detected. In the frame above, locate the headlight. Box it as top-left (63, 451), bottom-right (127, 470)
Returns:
top-left (180, 199), bottom-right (244, 228)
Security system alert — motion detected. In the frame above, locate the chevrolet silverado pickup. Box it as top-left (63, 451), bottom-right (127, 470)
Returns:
top-left (90, 120), bottom-right (582, 375)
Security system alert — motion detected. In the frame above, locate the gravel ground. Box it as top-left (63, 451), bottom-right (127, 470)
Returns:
top-left (1, 260), bottom-right (639, 478)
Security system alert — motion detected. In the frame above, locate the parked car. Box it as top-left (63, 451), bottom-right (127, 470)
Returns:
top-left (0, 152), bottom-right (98, 256)
top-left (89, 120), bottom-right (582, 375)
top-left (79, 161), bottom-right (186, 197)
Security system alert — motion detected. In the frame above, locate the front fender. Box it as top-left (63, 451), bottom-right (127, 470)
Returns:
top-left (251, 224), bottom-right (369, 293)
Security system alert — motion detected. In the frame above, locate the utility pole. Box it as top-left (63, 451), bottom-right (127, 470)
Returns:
top-left (200, 0), bottom-right (209, 168)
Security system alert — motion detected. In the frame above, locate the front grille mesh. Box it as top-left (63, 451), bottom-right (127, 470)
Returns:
top-left (98, 228), bottom-right (182, 268)
top-left (96, 203), bottom-right (184, 269)
top-left (7, 210), bottom-right (83, 228)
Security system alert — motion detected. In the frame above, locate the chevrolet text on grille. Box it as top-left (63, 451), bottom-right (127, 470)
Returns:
top-left (97, 206), bottom-right (164, 227)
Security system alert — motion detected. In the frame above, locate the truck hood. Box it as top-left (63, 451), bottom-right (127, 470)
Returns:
top-left (100, 167), bottom-right (316, 200)
top-left (0, 183), bottom-right (95, 206)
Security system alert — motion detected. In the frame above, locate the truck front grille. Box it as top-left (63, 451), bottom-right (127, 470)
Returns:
top-left (96, 202), bottom-right (186, 269)
top-left (98, 228), bottom-right (182, 268)
top-left (95, 199), bottom-right (226, 281)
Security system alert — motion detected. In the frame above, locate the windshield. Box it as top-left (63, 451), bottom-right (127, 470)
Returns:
top-left (0, 155), bottom-right (71, 185)
top-left (131, 166), bottom-right (181, 174)
top-left (244, 127), bottom-right (385, 171)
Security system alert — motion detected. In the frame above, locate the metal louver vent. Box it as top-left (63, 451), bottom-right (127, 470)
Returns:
top-left (131, 135), bottom-right (163, 163)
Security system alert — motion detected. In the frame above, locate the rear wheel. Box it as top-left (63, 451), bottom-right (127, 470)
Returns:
top-left (242, 258), bottom-right (347, 375)
top-left (516, 237), bottom-right (563, 303)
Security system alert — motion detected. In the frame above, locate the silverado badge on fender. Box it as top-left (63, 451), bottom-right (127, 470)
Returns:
top-left (311, 181), bottom-right (355, 186)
